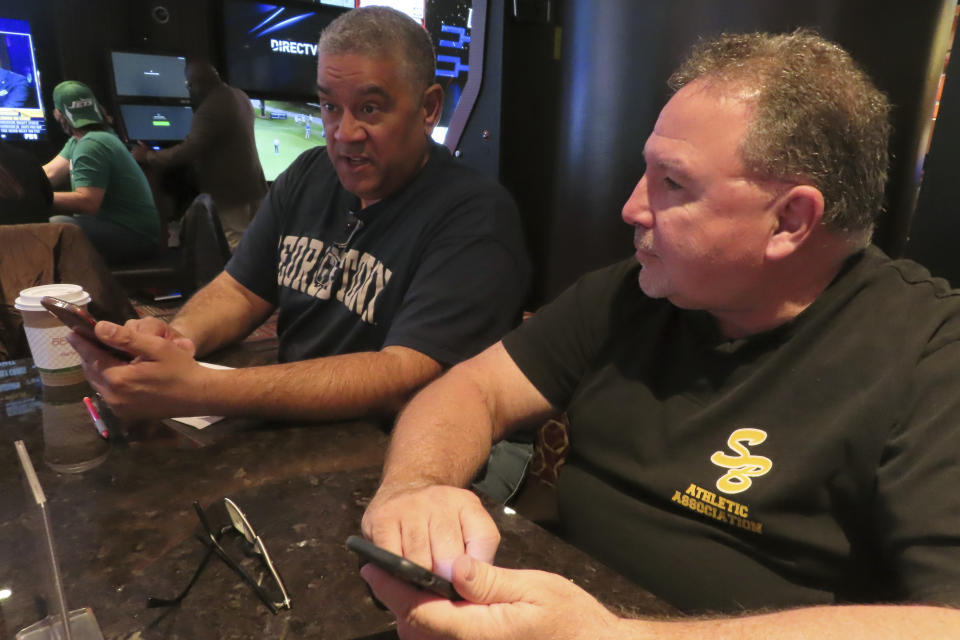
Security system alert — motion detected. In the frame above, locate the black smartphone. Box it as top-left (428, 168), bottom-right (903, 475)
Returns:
top-left (346, 535), bottom-right (462, 601)
top-left (40, 296), bottom-right (133, 361)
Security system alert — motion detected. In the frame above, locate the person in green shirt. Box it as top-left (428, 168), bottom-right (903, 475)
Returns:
top-left (43, 81), bottom-right (160, 265)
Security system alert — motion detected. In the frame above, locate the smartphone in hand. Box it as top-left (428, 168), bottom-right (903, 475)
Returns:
top-left (40, 296), bottom-right (133, 361)
top-left (346, 535), bottom-right (462, 600)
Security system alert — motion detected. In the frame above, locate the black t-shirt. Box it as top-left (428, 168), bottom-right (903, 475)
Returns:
top-left (227, 142), bottom-right (530, 365)
top-left (503, 247), bottom-right (960, 614)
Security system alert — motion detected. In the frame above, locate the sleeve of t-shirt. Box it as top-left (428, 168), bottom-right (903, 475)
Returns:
top-left (58, 137), bottom-right (75, 160)
top-left (501, 259), bottom-right (634, 409)
top-left (69, 137), bottom-right (112, 189)
top-left (381, 190), bottom-right (531, 366)
top-left (874, 326), bottom-right (960, 606)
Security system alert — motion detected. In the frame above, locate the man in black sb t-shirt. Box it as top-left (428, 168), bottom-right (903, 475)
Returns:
top-left (360, 31), bottom-right (960, 639)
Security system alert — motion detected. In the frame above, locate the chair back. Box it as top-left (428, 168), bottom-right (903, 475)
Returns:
top-left (0, 223), bottom-right (137, 359)
top-left (180, 194), bottom-right (232, 293)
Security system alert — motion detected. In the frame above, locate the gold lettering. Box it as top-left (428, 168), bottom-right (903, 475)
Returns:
top-left (673, 484), bottom-right (761, 534)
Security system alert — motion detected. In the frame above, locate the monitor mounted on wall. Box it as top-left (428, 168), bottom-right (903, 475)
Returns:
top-left (110, 51), bottom-right (190, 100)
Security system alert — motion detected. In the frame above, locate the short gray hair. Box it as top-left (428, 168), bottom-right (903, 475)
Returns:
top-left (318, 6), bottom-right (436, 93)
top-left (669, 29), bottom-right (891, 243)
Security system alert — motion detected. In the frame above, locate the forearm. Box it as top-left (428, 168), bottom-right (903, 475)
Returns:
top-left (621, 604), bottom-right (960, 639)
top-left (381, 367), bottom-right (499, 493)
top-left (146, 107), bottom-right (215, 169)
top-left (169, 273), bottom-right (272, 356)
top-left (380, 342), bottom-right (556, 495)
top-left (144, 137), bottom-right (199, 170)
top-left (192, 346), bottom-right (441, 421)
top-left (52, 190), bottom-right (97, 214)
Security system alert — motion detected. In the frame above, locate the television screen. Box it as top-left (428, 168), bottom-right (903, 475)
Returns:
top-left (222, 0), bottom-right (348, 98)
top-left (119, 103), bottom-right (194, 142)
top-left (358, 0), bottom-right (424, 23)
top-left (250, 98), bottom-right (325, 181)
top-left (111, 51), bottom-right (189, 99)
top-left (0, 17), bottom-right (46, 141)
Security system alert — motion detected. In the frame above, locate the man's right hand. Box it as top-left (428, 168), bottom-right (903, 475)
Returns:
top-left (123, 316), bottom-right (197, 356)
top-left (361, 484), bottom-right (501, 580)
top-left (130, 141), bottom-right (152, 163)
top-left (67, 318), bottom-right (210, 420)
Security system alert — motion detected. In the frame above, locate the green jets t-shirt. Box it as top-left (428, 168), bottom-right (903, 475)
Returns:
top-left (60, 131), bottom-right (160, 244)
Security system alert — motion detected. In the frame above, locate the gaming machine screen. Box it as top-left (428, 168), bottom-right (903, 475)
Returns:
top-left (111, 52), bottom-right (190, 100)
top-left (119, 103), bottom-right (194, 142)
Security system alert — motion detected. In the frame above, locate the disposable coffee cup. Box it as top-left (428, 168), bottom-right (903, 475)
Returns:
top-left (15, 284), bottom-right (92, 386)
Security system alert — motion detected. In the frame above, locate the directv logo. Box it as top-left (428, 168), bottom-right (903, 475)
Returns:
top-left (270, 39), bottom-right (317, 56)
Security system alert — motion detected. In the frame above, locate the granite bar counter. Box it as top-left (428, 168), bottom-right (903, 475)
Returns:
top-left (0, 357), bottom-right (674, 639)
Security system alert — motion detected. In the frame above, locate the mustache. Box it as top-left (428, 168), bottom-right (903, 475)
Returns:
top-left (633, 229), bottom-right (654, 252)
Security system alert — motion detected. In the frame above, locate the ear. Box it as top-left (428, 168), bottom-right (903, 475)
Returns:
top-left (765, 185), bottom-right (824, 261)
top-left (421, 83), bottom-right (443, 134)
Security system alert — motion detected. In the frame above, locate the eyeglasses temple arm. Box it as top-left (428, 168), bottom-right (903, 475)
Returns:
top-left (255, 535), bottom-right (292, 609)
top-left (207, 539), bottom-right (280, 614)
top-left (145, 534), bottom-right (218, 607)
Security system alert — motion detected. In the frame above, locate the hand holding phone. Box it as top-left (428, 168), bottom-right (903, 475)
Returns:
top-left (347, 535), bottom-right (462, 601)
top-left (40, 296), bottom-right (134, 361)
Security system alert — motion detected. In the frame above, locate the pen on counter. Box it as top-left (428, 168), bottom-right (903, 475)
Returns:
top-left (83, 396), bottom-right (109, 439)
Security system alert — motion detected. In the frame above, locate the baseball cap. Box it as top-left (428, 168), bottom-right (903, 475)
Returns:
top-left (53, 81), bottom-right (104, 128)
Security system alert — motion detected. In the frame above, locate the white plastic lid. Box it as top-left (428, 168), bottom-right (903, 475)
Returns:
top-left (15, 284), bottom-right (91, 311)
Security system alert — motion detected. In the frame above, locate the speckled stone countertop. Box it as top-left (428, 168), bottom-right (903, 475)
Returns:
top-left (0, 353), bottom-right (674, 639)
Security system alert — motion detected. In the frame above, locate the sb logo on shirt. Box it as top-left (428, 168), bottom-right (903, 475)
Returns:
top-left (710, 428), bottom-right (773, 494)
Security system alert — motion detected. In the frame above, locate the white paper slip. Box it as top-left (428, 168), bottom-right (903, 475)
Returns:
top-left (170, 361), bottom-right (233, 429)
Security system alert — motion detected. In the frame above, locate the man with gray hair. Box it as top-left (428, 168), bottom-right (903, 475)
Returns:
top-left (69, 7), bottom-right (530, 424)
top-left (360, 30), bottom-right (960, 638)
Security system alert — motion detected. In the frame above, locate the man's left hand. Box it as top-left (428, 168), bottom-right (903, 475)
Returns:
top-left (361, 554), bottom-right (623, 640)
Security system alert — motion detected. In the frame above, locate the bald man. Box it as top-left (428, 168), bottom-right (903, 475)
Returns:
top-left (133, 60), bottom-right (266, 248)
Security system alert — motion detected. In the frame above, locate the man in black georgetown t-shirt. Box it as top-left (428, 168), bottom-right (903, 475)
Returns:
top-left (359, 31), bottom-right (960, 639)
top-left (69, 7), bottom-right (529, 422)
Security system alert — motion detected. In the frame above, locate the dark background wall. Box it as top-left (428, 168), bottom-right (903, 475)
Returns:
top-left (499, 0), bottom-right (955, 304)
top-left (4, 0), bottom-right (956, 306)
top-left (0, 0), bottom-right (216, 163)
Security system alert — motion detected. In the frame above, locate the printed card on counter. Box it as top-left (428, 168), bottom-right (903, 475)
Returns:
top-left (169, 361), bottom-right (232, 429)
